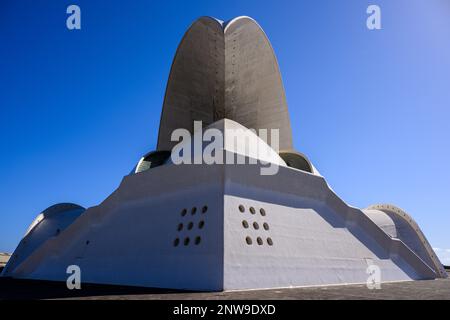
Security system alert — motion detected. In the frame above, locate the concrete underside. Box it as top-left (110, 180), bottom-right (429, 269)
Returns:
top-left (2, 158), bottom-right (437, 291)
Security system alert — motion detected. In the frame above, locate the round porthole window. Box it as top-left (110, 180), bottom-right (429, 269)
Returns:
top-left (198, 220), bottom-right (205, 229)
top-left (177, 223), bottom-right (183, 231)
top-left (250, 207), bottom-right (256, 214)
top-left (202, 206), bottom-right (208, 214)
top-left (253, 222), bottom-right (259, 230)
top-left (242, 220), bottom-right (249, 228)
top-left (188, 222), bottom-right (194, 230)
top-left (239, 205), bottom-right (245, 213)
top-left (181, 209), bottom-right (187, 217)
top-left (191, 207), bottom-right (197, 215)
top-left (246, 236), bottom-right (252, 245)
top-left (260, 208), bottom-right (266, 216)
top-left (263, 222), bottom-right (269, 230)
top-left (267, 237), bottom-right (273, 246)
top-left (195, 236), bottom-right (201, 245)
top-left (184, 237), bottom-right (190, 246)
top-left (257, 237), bottom-right (263, 245)
top-left (173, 238), bottom-right (180, 247)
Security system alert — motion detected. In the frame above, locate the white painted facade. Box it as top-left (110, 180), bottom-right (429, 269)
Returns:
top-left (2, 16), bottom-right (446, 290)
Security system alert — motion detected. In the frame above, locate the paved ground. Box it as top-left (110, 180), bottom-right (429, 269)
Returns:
top-left (1, 274), bottom-right (449, 300)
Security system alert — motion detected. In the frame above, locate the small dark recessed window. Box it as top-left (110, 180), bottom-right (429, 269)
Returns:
top-left (257, 237), bottom-right (263, 245)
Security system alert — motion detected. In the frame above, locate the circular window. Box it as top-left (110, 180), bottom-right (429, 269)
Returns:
top-left (263, 222), bottom-right (269, 231)
top-left (253, 222), bottom-right (259, 230)
top-left (250, 207), bottom-right (256, 214)
top-left (177, 223), bottom-right (183, 231)
top-left (173, 238), bottom-right (180, 247)
top-left (257, 237), bottom-right (263, 245)
top-left (260, 208), bottom-right (266, 216)
top-left (198, 220), bottom-right (205, 229)
top-left (184, 237), bottom-right (190, 246)
top-left (181, 209), bottom-right (187, 217)
top-left (239, 205), bottom-right (245, 213)
top-left (195, 236), bottom-right (201, 245)
top-left (202, 206), bottom-right (208, 214)
top-left (267, 237), bottom-right (273, 246)
top-left (246, 236), bottom-right (252, 245)
top-left (188, 222), bottom-right (194, 230)
top-left (242, 220), bottom-right (249, 228)
top-left (191, 207), bottom-right (197, 215)
top-left (86, 240), bottom-right (90, 245)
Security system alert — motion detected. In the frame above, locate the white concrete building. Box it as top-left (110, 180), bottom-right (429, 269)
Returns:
top-left (2, 16), bottom-right (446, 291)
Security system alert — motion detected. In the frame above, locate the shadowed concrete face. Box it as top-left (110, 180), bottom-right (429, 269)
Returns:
top-left (157, 16), bottom-right (293, 151)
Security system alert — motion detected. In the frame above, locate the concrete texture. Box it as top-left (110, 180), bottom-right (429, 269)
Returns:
top-left (2, 16), bottom-right (445, 292)
top-left (1, 275), bottom-right (449, 300)
top-left (157, 16), bottom-right (293, 151)
top-left (364, 204), bottom-right (447, 278)
top-left (2, 155), bottom-right (439, 290)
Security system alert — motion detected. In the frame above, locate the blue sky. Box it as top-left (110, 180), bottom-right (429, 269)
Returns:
top-left (0, 0), bottom-right (449, 264)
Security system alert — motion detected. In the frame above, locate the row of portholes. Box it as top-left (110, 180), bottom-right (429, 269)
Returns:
top-left (239, 205), bottom-right (266, 216)
top-left (178, 220), bottom-right (205, 231)
top-left (181, 206), bottom-right (208, 216)
top-left (174, 236), bottom-right (201, 247)
top-left (242, 220), bottom-right (269, 231)
top-left (246, 236), bottom-right (273, 246)
top-left (174, 205), bottom-right (208, 247)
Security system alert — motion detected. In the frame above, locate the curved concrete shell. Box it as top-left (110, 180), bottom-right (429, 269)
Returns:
top-left (2, 16), bottom-right (446, 291)
top-left (157, 16), bottom-right (293, 151)
top-left (279, 151), bottom-right (314, 174)
top-left (3, 203), bottom-right (85, 277)
top-left (364, 204), bottom-right (447, 278)
top-left (134, 150), bottom-right (171, 174)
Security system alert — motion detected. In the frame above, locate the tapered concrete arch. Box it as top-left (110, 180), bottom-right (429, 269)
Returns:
top-left (364, 204), bottom-right (447, 278)
top-left (157, 16), bottom-right (293, 151)
top-left (223, 17), bottom-right (292, 150)
top-left (157, 17), bottom-right (225, 151)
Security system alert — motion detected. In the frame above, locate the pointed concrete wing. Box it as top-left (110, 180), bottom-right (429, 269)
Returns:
top-left (157, 16), bottom-right (293, 151)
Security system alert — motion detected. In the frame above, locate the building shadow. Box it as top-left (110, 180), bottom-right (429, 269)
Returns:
top-left (0, 277), bottom-right (192, 300)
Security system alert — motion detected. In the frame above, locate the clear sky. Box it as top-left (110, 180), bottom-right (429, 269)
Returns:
top-left (1, 0), bottom-right (449, 264)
